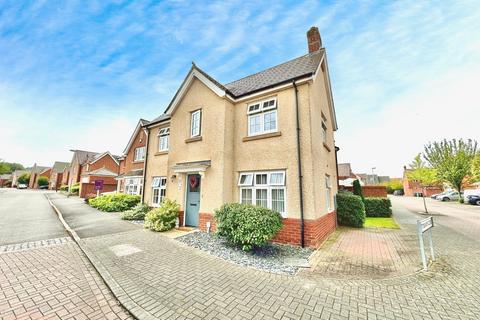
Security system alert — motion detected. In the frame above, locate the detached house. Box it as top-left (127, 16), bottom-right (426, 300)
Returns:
top-left (49, 161), bottom-right (69, 190)
top-left (67, 149), bottom-right (100, 189)
top-left (143, 27), bottom-right (338, 247)
top-left (28, 164), bottom-right (51, 189)
top-left (117, 119), bottom-right (150, 195)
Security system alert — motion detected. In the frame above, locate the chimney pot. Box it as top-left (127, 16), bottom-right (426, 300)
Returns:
top-left (307, 26), bottom-right (322, 53)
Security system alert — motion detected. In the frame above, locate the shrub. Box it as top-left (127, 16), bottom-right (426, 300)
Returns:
top-left (337, 193), bottom-right (365, 227)
top-left (37, 176), bottom-right (49, 187)
top-left (145, 199), bottom-right (179, 231)
top-left (18, 173), bottom-right (30, 184)
top-left (121, 203), bottom-right (149, 220)
top-left (70, 183), bottom-right (80, 194)
top-left (215, 203), bottom-right (283, 251)
top-left (59, 184), bottom-right (68, 191)
top-left (364, 197), bottom-right (392, 217)
top-left (89, 193), bottom-right (141, 212)
top-left (352, 179), bottom-right (364, 202)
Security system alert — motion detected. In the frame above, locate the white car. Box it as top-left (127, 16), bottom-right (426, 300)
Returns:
top-left (436, 191), bottom-right (460, 201)
top-left (17, 184), bottom-right (27, 189)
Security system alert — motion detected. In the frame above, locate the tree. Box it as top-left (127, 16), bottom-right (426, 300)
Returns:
top-left (0, 160), bottom-right (25, 174)
top-left (17, 173), bottom-right (30, 184)
top-left (472, 155), bottom-right (480, 183)
top-left (408, 165), bottom-right (439, 213)
top-left (424, 139), bottom-right (477, 195)
top-left (352, 179), bottom-right (364, 202)
top-left (37, 176), bottom-right (49, 187)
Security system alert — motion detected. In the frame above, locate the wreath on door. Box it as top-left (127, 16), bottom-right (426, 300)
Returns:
top-left (189, 175), bottom-right (199, 189)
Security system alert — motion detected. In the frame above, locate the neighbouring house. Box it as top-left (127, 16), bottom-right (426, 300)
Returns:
top-left (11, 169), bottom-right (30, 187)
top-left (78, 151), bottom-right (121, 198)
top-left (67, 150), bottom-right (100, 190)
top-left (60, 164), bottom-right (70, 187)
top-left (402, 166), bottom-right (443, 197)
top-left (116, 119), bottom-right (150, 195)
top-left (0, 174), bottom-right (12, 187)
top-left (28, 164), bottom-right (51, 189)
top-left (143, 27), bottom-right (338, 247)
top-left (338, 163), bottom-right (363, 187)
top-left (49, 161), bottom-right (70, 190)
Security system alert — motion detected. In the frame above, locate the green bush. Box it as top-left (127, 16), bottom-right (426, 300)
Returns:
top-left (89, 193), bottom-right (141, 212)
top-left (364, 197), bottom-right (392, 217)
top-left (70, 183), bottom-right (80, 194)
top-left (337, 193), bottom-right (365, 227)
top-left (121, 203), bottom-right (150, 220)
top-left (18, 173), bottom-right (30, 184)
top-left (352, 179), bottom-right (364, 202)
top-left (59, 184), bottom-right (68, 191)
top-left (145, 199), bottom-right (180, 231)
top-left (37, 176), bottom-right (49, 187)
top-left (215, 203), bottom-right (283, 251)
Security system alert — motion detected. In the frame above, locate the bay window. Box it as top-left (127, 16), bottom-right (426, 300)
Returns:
top-left (158, 127), bottom-right (169, 152)
top-left (238, 171), bottom-right (286, 217)
top-left (247, 98), bottom-right (277, 136)
top-left (125, 177), bottom-right (143, 195)
top-left (152, 176), bottom-right (167, 206)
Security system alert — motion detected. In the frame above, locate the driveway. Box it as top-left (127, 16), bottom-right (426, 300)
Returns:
top-left (0, 189), bottom-right (131, 319)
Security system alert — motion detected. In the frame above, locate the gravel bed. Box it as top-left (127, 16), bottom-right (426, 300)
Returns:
top-left (126, 219), bottom-right (144, 226)
top-left (177, 231), bottom-right (314, 275)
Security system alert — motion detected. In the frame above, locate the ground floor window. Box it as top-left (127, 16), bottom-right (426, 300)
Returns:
top-left (125, 177), bottom-right (143, 195)
top-left (152, 176), bottom-right (167, 206)
top-left (238, 171), bottom-right (286, 217)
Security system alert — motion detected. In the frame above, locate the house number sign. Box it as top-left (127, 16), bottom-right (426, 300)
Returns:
top-left (417, 216), bottom-right (435, 269)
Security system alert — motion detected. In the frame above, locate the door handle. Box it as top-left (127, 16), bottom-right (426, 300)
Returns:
top-left (190, 203), bottom-right (197, 206)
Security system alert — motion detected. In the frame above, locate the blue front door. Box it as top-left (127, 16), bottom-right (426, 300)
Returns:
top-left (185, 174), bottom-right (201, 227)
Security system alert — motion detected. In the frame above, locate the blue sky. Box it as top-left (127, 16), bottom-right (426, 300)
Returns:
top-left (1, 0), bottom-right (479, 176)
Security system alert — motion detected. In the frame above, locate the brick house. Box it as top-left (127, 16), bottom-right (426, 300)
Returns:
top-left (143, 27), bottom-right (338, 247)
top-left (49, 161), bottom-right (69, 190)
top-left (28, 164), bottom-right (51, 189)
top-left (116, 119), bottom-right (150, 195)
top-left (11, 169), bottom-right (30, 187)
top-left (60, 164), bottom-right (70, 186)
top-left (0, 174), bottom-right (12, 187)
top-left (402, 166), bottom-right (443, 197)
top-left (67, 150), bottom-right (99, 190)
top-left (78, 151), bottom-right (120, 198)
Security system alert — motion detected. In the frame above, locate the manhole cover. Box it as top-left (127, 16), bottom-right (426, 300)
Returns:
top-left (109, 244), bottom-right (142, 257)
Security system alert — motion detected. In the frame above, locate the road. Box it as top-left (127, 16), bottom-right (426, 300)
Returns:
top-left (0, 189), bottom-right (131, 320)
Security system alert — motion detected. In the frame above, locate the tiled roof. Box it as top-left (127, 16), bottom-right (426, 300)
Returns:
top-left (72, 150), bottom-right (100, 165)
top-left (148, 114), bottom-right (171, 125)
top-left (52, 161), bottom-right (70, 173)
top-left (225, 50), bottom-right (323, 97)
top-left (31, 166), bottom-right (49, 174)
top-left (82, 167), bottom-right (118, 177)
top-left (139, 119), bottom-right (150, 126)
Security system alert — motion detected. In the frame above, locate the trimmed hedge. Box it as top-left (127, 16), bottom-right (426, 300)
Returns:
top-left (59, 184), bottom-right (68, 191)
top-left (145, 199), bottom-right (179, 231)
top-left (337, 193), bottom-right (365, 227)
top-left (70, 183), bottom-right (80, 194)
top-left (121, 203), bottom-right (149, 220)
top-left (215, 203), bottom-right (283, 251)
top-left (364, 197), bottom-right (392, 217)
top-left (88, 193), bottom-right (140, 212)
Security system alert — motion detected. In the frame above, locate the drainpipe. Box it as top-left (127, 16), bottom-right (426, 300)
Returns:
top-left (141, 127), bottom-right (150, 204)
top-left (293, 81), bottom-right (305, 248)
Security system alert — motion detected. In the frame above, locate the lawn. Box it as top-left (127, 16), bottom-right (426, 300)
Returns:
top-left (364, 217), bottom-right (400, 229)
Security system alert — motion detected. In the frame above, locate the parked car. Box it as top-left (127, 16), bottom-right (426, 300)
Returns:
top-left (466, 195), bottom-right (480, 205)
top-left (393, 190), bottom-right (404, 196)
top-left (17, 184), bottom-right (27, 189)
top-left (39, 185), bottom-right (49, 190)
top-left (430, 192), bottom-right (443, 199)
top-left (436, 191), bottom-right (461, 201)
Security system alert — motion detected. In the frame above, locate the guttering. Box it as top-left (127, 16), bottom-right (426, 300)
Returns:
top-left (141, 126), bottom-right (150, 204)
top-left (293, 80), bottom-right (305, 248)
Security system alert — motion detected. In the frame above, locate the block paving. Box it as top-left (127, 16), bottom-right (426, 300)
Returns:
top-left (0, 239), bottom-right (132, 320)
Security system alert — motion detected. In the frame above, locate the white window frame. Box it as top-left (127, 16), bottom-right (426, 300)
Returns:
top-left (322, 120), bottom-right (328, 144)
top-left (247, 97), bottom-right (278, 136)
top-left (134, 147), bottom-right (146, 161)
top-left (238, 173), bottom-right (253, 186)
top-left (125, 177), bottom-right (143, 195)
top-left (326, 174), bottom-right (332, 212)
top-left (190, 110), bottom-right (201, 137)
top-left (238, 171), bottom-right (286, 217)
top-left (152, 176), bottom-right (167, 206)
top-left (158, 127), bottom-right (170, 152)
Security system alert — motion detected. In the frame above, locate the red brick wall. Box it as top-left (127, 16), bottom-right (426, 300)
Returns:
top-left (344, 185), bottom-right (388, 198)
top-left (198, 211), bottom-right (336, 247)
top-left (121, 128), bottom-right (146, 175)
top-left (89, 155), bottom-right (119, 173)
top-left (80, 182), bottom-right (117, 198)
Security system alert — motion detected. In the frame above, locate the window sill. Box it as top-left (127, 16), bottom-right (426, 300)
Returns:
top-left (242, 131), bottom-right (281, 142)
top-left (155, 151), bottom-right (169, 156)
top-left (133, 160), bottom-right (144, 163)
top-left (323, 143), bottom-right (331, 152)
top-left (185, 136), bottom-right (202, 143)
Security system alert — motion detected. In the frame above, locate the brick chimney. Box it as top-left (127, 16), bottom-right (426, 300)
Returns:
top-left (307, 26), bottom-right (322, 53)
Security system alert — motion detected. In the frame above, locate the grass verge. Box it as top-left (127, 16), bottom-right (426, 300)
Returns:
top-left (364, 217), bottom-right (400, 229)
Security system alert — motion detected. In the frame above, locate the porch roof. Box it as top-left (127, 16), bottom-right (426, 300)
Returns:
top-left (172, 160), bottom-right (211, 173)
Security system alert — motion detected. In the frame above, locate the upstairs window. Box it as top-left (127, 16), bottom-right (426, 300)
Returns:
top-left (134, 147), bottom-right (146, 161)
top-left (247, 98), bottom-right (277, 136)
top-left (322, 121), bottom-right (327, 144)
top-left (190, 110), bottom-right (201, 137)
top-left (158, 127), bottom-right (170, 152)
top-left (238, 171), bottom-right (286, 217)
